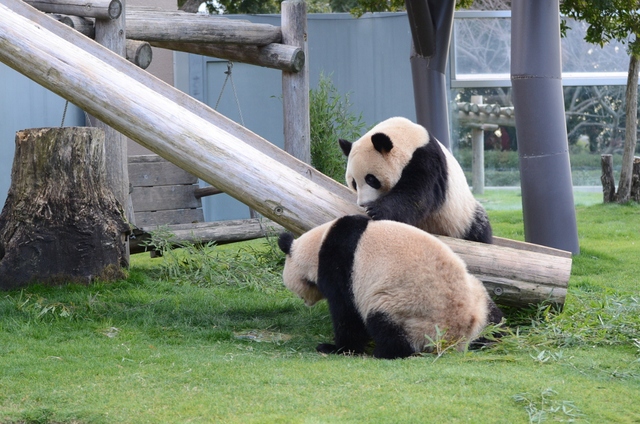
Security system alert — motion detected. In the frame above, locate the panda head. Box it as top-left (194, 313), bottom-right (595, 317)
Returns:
top-left (339, 117), bottom-right (429, 208)
top-left (277, 224), bottom-right (328, 306)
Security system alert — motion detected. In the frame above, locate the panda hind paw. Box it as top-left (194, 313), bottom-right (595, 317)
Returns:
top-left (316, 343), bottom-right (339, 354)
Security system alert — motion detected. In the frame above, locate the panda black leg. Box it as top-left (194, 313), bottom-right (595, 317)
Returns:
top-left (318, 297), bottom-right (370, 355)
top-left (366, 311), bottom-right (414, 359)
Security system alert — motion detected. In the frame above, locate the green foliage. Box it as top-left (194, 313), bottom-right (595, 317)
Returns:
top-left (309, 73), bottom-right (366, 182)
top-left (513, 388), bottom-right (584, 423)
top-left (350, 0), bottom-right (472, 17)
top-left (560, 0), bottom-right (640, 55)
top-left (202, 0), bottom-right (280, 14)
top-left (142, 227), bottom-right (284, 292)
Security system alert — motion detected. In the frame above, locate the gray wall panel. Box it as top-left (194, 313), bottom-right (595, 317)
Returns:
top-left (0, 64), bottom-right (85, 207)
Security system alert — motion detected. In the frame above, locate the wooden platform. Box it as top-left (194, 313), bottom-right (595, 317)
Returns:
top-left (128, 155), bottom-right (283, 254)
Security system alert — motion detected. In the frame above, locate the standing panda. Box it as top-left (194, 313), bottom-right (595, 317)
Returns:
top-left (277, 215), bottom-right (503, 359)
top-left (339, 116), bottom-right (492, 244)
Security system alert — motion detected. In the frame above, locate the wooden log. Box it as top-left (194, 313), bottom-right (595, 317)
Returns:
top-left (126, 10), bottom-right (282, 46)
top-left (194, 186), bottom-right (223, 198)
top-left (93, 0), bottom-right (132, 246)
top-left (0, 128), bottom-right (129, 290)
top-left (126, 39), bottom-right (152, 69)
top-left (281, 0), bottom-right (310, 163)
top-left (129, 218), bottom-right (285, 254)
top-left (445, 236), bottom-right (571, 308)
top-left (62, 14), bottom-right (95, 37)
top-left (601, 154), bottom-right (616, 203)
top-left (47, 15), bottom-right (150, 68)
top-left (0, 1), bottom-right (571, 307)
top-left (631, 156), bottom-right (640, 202)
top-left (147, 41), bottom-right (304, 73)
top-left (25, 0), bottom-right (121, 19)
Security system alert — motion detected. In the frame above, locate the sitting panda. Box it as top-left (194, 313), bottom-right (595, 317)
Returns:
top-left (339, 116), bottom-right (492, 244)
top-left (277, 215), bottom-right (503, 359)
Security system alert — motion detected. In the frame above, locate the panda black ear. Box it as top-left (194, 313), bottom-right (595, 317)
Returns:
top-left (277, 232), bottom-right (294, 255)
top-left (338, 139), bottom-right (352, 156)
top-left (371, 133), bottom-right (393, 154)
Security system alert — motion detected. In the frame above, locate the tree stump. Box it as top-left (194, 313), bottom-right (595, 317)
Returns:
top-left (0, 127), bottom-right (129, 290)
top-left (632, 157), bottom-right (640, 203)
top-left (601, 154), bottom-right (616, 203)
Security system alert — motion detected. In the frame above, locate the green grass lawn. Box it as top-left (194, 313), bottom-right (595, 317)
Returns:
top-left (1, 192), bottom-right (639, 424)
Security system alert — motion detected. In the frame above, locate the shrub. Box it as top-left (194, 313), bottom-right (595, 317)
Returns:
top-left (310, 73), bottom-right (367, 182)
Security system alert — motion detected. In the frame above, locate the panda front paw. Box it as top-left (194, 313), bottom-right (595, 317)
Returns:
top-left (365, 204), bottom-right (388, 221)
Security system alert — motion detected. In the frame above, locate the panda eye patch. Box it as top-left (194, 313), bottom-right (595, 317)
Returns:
top-left (351, 179), bottom-right (357, 191)
top-left (365, 174), bottom-right (381, 189)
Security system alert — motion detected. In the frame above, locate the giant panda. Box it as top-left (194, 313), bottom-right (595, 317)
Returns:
top-left (277, 215), bottom-right (503, 359)
top-left (339, 116), bottom-right (492, 244)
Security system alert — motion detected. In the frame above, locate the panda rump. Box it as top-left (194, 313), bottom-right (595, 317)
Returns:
top-left (278, 215), bottom-right (502, 359)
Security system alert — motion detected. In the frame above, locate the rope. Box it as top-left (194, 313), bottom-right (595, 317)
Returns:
top-left (60, 100), bottom-right (69, 127)
top-left (214, 62), bottom-right (244, 126)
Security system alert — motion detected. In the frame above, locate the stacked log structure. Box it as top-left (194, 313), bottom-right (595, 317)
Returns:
top-left (33, 2), bottom-right (304, 72)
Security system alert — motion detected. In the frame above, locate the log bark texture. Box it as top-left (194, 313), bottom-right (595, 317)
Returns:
top-left (601, 154), bottom-right (616, 203)
top-left (632, 156), bottom-right (640, 202)
top-left (126, 11), bottom-right (281, 45)
top-left (148, 41), bottom-right (303, 73)
top-left (281, 0), bottom-right (310, 163)
top-left (0, 128), bottom-right (129, 290)
top-left (25, 0), bottom-right (121, 19)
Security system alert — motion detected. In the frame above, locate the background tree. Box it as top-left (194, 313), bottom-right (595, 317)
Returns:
top-left (561, 1), bottom-right (640, 203)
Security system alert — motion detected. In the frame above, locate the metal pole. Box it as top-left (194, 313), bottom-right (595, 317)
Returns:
top-left (511, 0), bottom-right (579, 254)
top-left (406, 0), bottom-right (455, 149)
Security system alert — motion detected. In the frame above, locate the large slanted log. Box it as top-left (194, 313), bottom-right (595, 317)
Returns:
top-left (0, 128), bottom-right (129, 290)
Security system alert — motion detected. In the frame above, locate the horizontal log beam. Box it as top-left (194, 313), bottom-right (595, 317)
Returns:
top-left (126, 39), bottom-right (152, 69)
top-left (49, 14), bottom-right (151, 68)
top-left (25, 0), bottom-right (121, 19)
top-left (126, 9), bottom-right (282, 46)
top-left (130, 218), bottom-right (286, 254)
top-left (149, 41), bottom-right (304, 73)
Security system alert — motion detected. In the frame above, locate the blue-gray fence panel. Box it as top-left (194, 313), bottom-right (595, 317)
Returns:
top-left (0, 64), bottom-right (85, 207)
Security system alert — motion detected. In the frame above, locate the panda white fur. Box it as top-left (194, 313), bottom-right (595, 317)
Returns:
top-left (339, 116), bottom-right (492, 244)
top-left (277, 215), bottom-right (503, 359)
